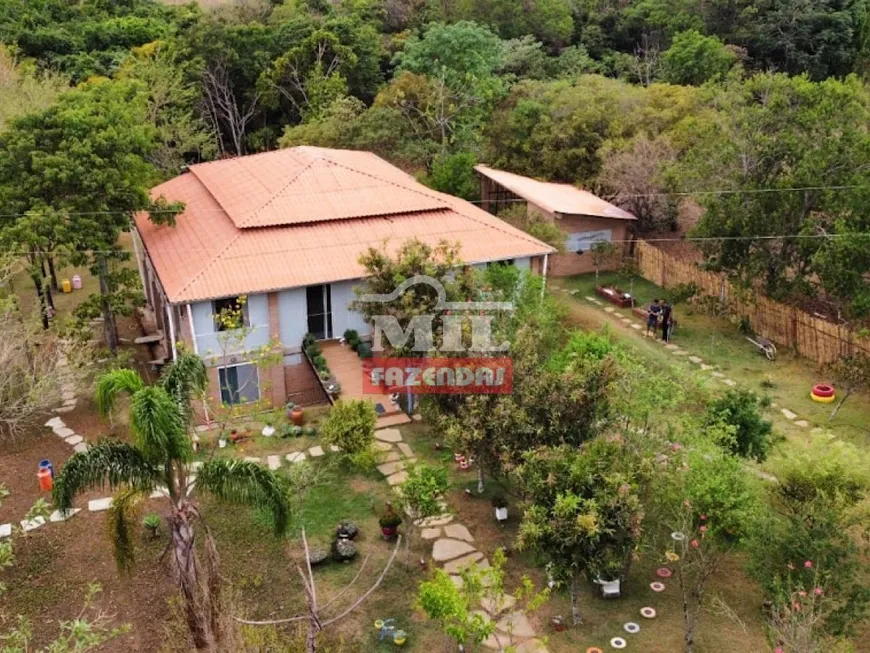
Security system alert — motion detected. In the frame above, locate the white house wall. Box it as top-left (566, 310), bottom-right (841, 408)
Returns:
top-left (277, 287), bottom-right (308, 351)
top-left (190, 293), bottom-right (270, 358)
top-left (330, 279), bottom-right (370, 338)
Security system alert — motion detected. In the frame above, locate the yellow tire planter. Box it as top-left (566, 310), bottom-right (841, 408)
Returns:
top-left (810, 392), bottom-right (835, 404)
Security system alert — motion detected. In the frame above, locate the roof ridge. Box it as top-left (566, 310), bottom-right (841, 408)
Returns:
top-left (237, 157), bottom-right (320, 228)
top-left (323, 157), bottom-right (451, 208)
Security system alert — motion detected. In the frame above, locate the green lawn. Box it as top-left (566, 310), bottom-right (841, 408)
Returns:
top-left (555, 272), bottom-right (870, 450)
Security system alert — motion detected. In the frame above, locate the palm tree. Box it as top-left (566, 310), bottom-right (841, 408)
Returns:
top-left (54, 353), bottom-right (291, 651)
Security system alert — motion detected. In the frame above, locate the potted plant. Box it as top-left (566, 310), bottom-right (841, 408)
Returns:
top-left (492, 495), bottom-right (508, 522)
top-left (343, 329), bottom-right (361, 352)
top-left (379, 504), bottom-right (402, 539)
top-left (143, 513), bottom-right (161, 539)
top-left (286, 401), bottom-right (304, 426)
top-left (261, 417), bottom-right (275, 437)
top-left (336, 520), bottom-right (359, 540)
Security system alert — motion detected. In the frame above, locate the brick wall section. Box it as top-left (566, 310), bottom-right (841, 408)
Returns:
top-left (264, 292), bottom-right (287, 407)
top-left (549, 215), bottom-right (631, 277)
top-left (285, 362), bottom-right (328, 406)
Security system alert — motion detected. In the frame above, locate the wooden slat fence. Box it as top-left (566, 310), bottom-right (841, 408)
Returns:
top-left (635, 241), bottom-right (870, 365)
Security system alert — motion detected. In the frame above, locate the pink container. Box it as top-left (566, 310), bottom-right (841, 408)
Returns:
top-left (71, 274), bottom-right (82, 290)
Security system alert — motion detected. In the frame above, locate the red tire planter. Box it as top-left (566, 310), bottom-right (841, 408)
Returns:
top-left (812, 384), bottom-right (835, 398)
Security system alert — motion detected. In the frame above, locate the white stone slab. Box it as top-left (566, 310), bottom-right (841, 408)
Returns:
top-left (53, 426), bottom-right (75, 438)
top-left (781, 408), bottom-right (797, 420)
top-left (49, 508), bottom-right (81, 523)
top-left (267, 455), bottom-right (281, 471)
top-left (444, 523), bottom-right (474, 542)
top-left (45, 417), bottom-right (65, 429)
top-left (432, 538), bottom-right (477, 562)
top-left (515, 638), bottom-right (549, 653)
top-left (62, 399), bottom-right (77, 408)
top-left (604, 307), bottom-right (615, 313)
top-left (328, 444), bottom-right (341, 452)
top-left (374, 428), bottom-right (403, 443)
top-left (415, 514), bottom-right (454, 527)
top-left (795, 419), bottom-right (810, 428)
top-left (374, 441), bottom-right (393, 452)
top-left (664, 344), bottom-right (679, 350)
top-left (711, 371), bottom-right (725, 378)
top-left (721, 378), bottom-right (737, 387)
top-left (630, 323), bottom-right (642, 330)
top-left (380, 451), bottom-right (402, 463)
top-left (61, 391), bottom-right (76, 402)
top-left (386, 470), bottom-right (409, 485)
top-left (52, 405), bottom-right (75, 414)
top-left (480, 594), bottom-right (517, 616)
top-left (308, 446), bottom-right (324, 457)
top-left (688, 356), bottom-right (703, 364)
top-left (73, 442), bottom-right (87, 453)
top-left (421, 527), bottom-right (441, 540)
top-left (700, 364), bottom-right (714, 371)
top-left (0, 523), bottom-right (11, 538)
top-left (21, 516), bottom-right (46, 532)
top-left (397, 443), bottom-right (414, 458)
top-left (64, 435), bottom-right (84, 446)
top-left (377, 461), bottom-right (406, 476)
top-left (286, 452), bottom-right (306, 463)
top-left (243, 456), bottom-right (262, 464)
top-left (88, 497), bottom-right (112, 512)
top-left (442, 551), bottom-right (486, 574)
top-left (584, 296), bottom-right (596, 302)
top-left (496, 612), bottom-right (536, 639)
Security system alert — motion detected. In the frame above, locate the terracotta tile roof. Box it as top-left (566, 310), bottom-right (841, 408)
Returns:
top-left (136, 147), bottom-right (554, 303)
top-left (475, 165), bottom-right (636, 220)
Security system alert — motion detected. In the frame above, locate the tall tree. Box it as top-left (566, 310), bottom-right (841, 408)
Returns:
top-left (54, 354), bottom-right (292, 650)
top-left (0, 78), bottom-right (182, 351)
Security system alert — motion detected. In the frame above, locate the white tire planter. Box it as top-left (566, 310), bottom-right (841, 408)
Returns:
top-left (610, 637), bottom-right (627, 649)
top-left (623, 622), bottom-right (640, 634)
top-left (262, 426), bottom-right (275, 437)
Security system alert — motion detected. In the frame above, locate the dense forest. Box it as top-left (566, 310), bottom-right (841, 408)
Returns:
top-left (2, 0), bottom-right (870, 319)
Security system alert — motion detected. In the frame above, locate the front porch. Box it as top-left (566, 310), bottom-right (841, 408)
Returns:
top-left (319, 341), bottom-right (411, 427)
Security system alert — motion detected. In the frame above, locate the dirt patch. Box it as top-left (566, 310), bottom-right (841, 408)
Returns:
top-left (0, 433), bottom-right (73, 522)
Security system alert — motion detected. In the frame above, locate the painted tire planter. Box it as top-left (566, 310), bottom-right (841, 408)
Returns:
top-left (812, 384), bottom-right (835, 397)
top-left (650, 581), bottom-right (666, 592)
top-left (640, 607), bottom-right (657, 619)
top-left (623, 622), bottom-right (640, 634)
top-left (610, 637), bottom-right (627, 649)
top-left (810, 391), bottom-right (835, 403)
top-left (586, 648), bottom-right (604, 653)
top-left (656, 567), bottom-right (672, 578)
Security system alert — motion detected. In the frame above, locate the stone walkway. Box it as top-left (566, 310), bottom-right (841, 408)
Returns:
top-left (580, 294), bottom-right (814, 430)
top-left (372, 426), bottom-right (548, 652)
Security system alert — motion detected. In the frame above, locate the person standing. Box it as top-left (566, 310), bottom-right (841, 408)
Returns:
top-left (661, 300), bottom-right (673, 343)
top-left (646, 299), bottom-right (661, 337)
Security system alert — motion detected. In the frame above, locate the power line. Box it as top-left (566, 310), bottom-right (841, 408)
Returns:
top-left (0, 183), bottom-right (868, 219)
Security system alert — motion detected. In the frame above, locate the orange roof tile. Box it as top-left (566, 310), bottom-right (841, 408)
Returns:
top-left (475, 165), bottom-right (636, 220)
top-left (136, 148), bottom-right (554, 303)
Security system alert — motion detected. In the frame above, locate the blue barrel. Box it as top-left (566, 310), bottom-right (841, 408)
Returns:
top-left (39, 459), bottom-right (54, 478)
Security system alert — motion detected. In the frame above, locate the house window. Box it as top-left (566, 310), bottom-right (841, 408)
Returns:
top-left (565, 229), bottom-right (613, 253)
top-left (213, 296), bottom-right (249, 331)
top-left (218, 364), bottom-right (260, 405)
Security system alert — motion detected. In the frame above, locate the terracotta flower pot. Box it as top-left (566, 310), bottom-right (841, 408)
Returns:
top-left (381, 525), bottom-right (397, 539)
top-left (290, 407), bottom-right (304, 426)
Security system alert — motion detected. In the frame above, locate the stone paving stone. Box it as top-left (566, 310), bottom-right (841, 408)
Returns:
top-left (722, 378), bottom-right (737, 387)
top-left (795, 419), bottom-right (810, 428)
top-left (411, 413), bottom-right (423, 422)
top-left (49, 508), bottom-right (81, 523)
top-left (21, 517), bottom-right (46, 532)
top-left (664, 344), bottom-right (679, 350)
top-left (621, 317), bottom-right (631, 323)
top-left (64, 435), bottom-right (84, 446)
top-left (442, 551), bottom-right (485, 573)
top-left (308, 446), bottom-right (325, 457)
top-left (432, 538), bottom-right (477, 562)
top-left (380, 451), bottom-right (402, 463)
top-left (62, 399), bottom-right (77, 408)
top-left (61, 391), bottom-right (76, 402)
top-left (0, 523), bottom-right (11, 538)
top-left (267, 455), bottom-right (281, 471)
top-left (584, 296), bottom-right (597, 302)
top-left (711, 371), bottom-right (725, 378)
top-left (378, 461), bottom-right (406, 476)
top-left (811, 427), bottom-right (824, 434)
top-left (415, 514), bottom-right (454, 527)
top-left (54, 426), bottom-right (75, 438)
top-left (397, 442), bottom-right (414, 458)
top-left (421, 527), bottom-right (442, 540)
top-left (52, 405), bottom-right (75, 414)
top-left (688, 356), bottom-right (703, 364)
top-left (449, 575), bottom-right (464, 589)
top-left (480, 594), bottom-right (516, 616)
top-left (286, 452), bottom-right (306, 463)
top-left (45, 416), bottom-right (65, 429)
top-left (496, 612), bottom-right (536, 639)
top-left (88, 498), bottom-right (112, 512)
top-left (701, 364), bottom-right (714, 371)
top-left (374, 428), bottom-right (403, 443)
top-left (73, 442), bottom-right (87, 453)
top-left (444, 523), bottom-right (474, 542)
top-left (604, 307), bottom-right (615, 313)
top-left (781, 408), bottom-right (797, 420)
top-left (630, 323), bottom-right (642, 330)
top-left (374, 441), bottom-right (394, 452)
top-left (673, 350), bottom-right (689, 356)
top-left (481, 631), bottom-right (510, 650)
top-left (328, 444), bottom-right (341, 452)
top-left (386, 470), bottom-right (409, 485)
top-left (243, 456), bottom-right (262, 464)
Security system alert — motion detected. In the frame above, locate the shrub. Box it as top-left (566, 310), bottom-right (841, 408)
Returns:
top-left (669, 282), bottom-right (700, 304)
top-left (706, 389), bottom-right (774, 462)
top-left (548, 331), bottom-right (615, 372)
top-left (343, 329), bottom-right (361, 351)
top-left (308, 546), bottom-right (329, 565)
top-left (320, 399), bottom-right (376, 454)
top-left (336, 520), bottom-right (359, 540)
top-left (143, 513), bottom-right (161, 538)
